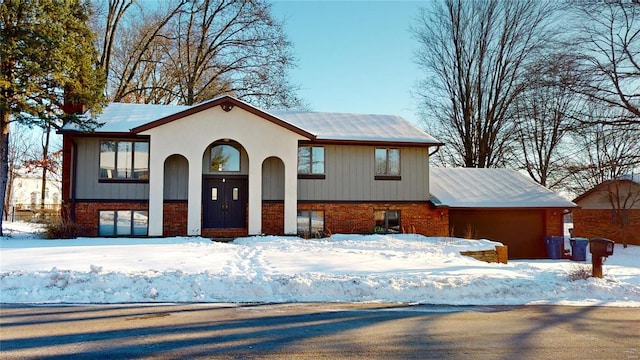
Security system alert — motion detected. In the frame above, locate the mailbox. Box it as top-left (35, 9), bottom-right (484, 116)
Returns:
top-left (589, 238), bottom-right (615, 257)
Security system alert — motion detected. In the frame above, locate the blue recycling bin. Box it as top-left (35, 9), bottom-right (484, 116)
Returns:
top-left (545, 236), bottom-right (564, 259)
top-left (570, 237), bottom-right (589, 261)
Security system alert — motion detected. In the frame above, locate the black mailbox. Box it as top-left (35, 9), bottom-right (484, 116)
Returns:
top-left (589, 238), bottom-right (615, 257)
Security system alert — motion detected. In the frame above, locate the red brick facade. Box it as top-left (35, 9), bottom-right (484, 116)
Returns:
top-left (73, 201), bottom-right (148, 236)
top-left (163, 202), bottom-right (188, 237)
top-left (573, 208), bottom-right (640, 246)
top-left (74, 200), bottom-right (450, 238)
top-left (262, 201), bottom-right (449, 237)
top-left (544, 209), bottom-right (564, 237)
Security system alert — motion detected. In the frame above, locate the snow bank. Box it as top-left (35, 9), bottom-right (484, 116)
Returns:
top-left (1, 222), bottom-right (638, 306)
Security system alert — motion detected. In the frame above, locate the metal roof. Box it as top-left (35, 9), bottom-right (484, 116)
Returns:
top-left (60, 97), bottom-right (441, 146)
top-left (430, 168), bottom-right (576, 208)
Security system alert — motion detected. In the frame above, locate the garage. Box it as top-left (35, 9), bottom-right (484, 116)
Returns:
top-left (430, 168), bottom-right (575, 259)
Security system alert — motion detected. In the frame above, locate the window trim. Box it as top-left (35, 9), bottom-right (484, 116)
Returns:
top-left (99, 139), bottom-right (149, 183)
top-left (297, 145), bottom-right (326, 179)
top-left (374, 148), bottom-right (401, 180)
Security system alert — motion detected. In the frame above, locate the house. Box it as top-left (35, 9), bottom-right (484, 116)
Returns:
top-left (5, 170), bottom-right (61, 222)
top-left (573, 175), bottom-right (640, 246)
top-left (58, 96), bottom-right (448, 239)
top-left (429, 168), bottom-right (576, 259)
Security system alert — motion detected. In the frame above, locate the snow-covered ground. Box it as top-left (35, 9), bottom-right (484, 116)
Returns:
top-left (1, 221), bottom-right (639, 306)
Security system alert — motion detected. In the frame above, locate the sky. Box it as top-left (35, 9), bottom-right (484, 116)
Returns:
top-left (270, 1), bottom-right (429, 126)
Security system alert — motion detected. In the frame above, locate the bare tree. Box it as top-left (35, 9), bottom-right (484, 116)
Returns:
top-left (93, 0), bottom-right (302, 108)
top-left (412, 0), bottom-right (561, 168)
top-left (512, 53), bottom-right (582, 189)
top-left (569, 0), bottom-right (640, 124)
top-left (4, 124), bottom-right (36, 220)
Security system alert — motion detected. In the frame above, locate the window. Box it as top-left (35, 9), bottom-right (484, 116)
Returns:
top-left (210, 144), bottom-right (240, 172)
top-left (375, 148), bottom-right (400, 179)
top-left (374, 210), bottom-right (400, 234)
top-left (100, 140), bottom-right (149, 180)
top-left (297, 210), bottom-right (325, 238)
top-left (99, 210), bottom-right (148, 236)
top-left (298, 146), bottom-right (325, 178)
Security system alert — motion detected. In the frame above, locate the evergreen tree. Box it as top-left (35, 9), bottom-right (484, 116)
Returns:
top-left (1, 0), bottom-right (105, 235)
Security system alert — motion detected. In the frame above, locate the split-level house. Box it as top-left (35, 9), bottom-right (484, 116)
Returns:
top-left (59, 96), bottom-right (448, 239)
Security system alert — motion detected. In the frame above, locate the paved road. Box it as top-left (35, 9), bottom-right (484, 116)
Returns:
top-left (1, 303), bottom-right (638, 359)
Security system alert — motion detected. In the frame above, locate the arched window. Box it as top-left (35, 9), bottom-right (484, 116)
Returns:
top-left (210, 144), bottom-right (240, 172)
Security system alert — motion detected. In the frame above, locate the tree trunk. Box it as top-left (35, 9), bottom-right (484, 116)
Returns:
top-left (1, 110), bottom-right (10, 236)
top-left (40, 123), bottom-right (51, 211)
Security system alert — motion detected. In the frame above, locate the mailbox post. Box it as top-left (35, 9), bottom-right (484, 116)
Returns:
top-left (589, 238), bottom-right (615, 278)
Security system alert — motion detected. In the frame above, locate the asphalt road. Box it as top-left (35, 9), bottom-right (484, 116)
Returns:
top-left (1, 303), bottom-right (638, 359)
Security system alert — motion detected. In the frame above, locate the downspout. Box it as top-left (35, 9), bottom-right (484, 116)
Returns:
top-left (70, 138), bottom-right (78, 222)
top-left (429, 144), bottom-right (442, 157)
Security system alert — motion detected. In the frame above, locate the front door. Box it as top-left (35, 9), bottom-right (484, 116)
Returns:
top-left (203, 177), bottom-right (248, 228)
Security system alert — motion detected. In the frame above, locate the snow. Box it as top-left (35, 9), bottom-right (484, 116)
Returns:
top-left (430, 167), bottom-right (577, 208)
top-left (1, 221), bottom-right (638, 306)
top-left (61, 96), bottom-right (442, 145)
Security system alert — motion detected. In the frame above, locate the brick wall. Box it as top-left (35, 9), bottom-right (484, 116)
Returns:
top-left (292, 202), bottom-right (448, 237)
top-left (544, 209), bottom-right (564, 237)
top-left (262, 202), bottom-right (284, 235)
top-left (74, 201), bottom-right (148, 236)
top-left (573, 208), bottom-right (640, 246)
top-left (163, 202), bottom-right (187, 236)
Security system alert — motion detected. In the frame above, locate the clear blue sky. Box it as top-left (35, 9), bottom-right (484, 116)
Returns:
top-left (270, 1), bottom-right (429, 126)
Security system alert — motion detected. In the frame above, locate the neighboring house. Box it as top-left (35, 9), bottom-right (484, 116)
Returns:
top-left (59, 96), bottom-right (447, 239)
top-left (6, 170), bottom-right (61, 221)
top-left (429, 168), bottom-right (576, 259)
top-left (573, 175), bottom-right (640, 246)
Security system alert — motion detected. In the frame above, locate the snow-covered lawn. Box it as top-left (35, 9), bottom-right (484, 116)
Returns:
top-left (1, 221), bottom-right (638, 306)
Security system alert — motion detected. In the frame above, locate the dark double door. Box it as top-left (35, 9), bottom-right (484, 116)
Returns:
top-left (202, 176), bottom-right (248, 229)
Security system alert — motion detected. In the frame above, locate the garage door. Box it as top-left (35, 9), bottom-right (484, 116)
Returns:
top-left (449, 209), bottom-right (546, 259)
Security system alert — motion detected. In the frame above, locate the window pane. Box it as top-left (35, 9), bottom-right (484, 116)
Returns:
top-left (297, 210), bottom-right (310, 235)
top-left (312, 147), bottom-right (325, 174)
top-left (310, 211), bottom-right (324, 236)
top-left (211, 145), bottom-right (240, 172)
top-left (388, 149), bottom-right (400, 176)
top-left (133, 142), bottom-right (149, 179)
top-left (100, 141), bottom-right (116, 178)
top-left (116, 211), bottom-right (132, 235)
top-left (375, 149), bottom-right (387, 175)
top-left (297, 147), bottom-right (311, 174)
top-left (98, 211), bottom-right (115, 236)
top-left (387, 210), bottom-right (400, 233)
top-left (132, 211), bottom-right (148, 236)
top-left (117, 142), bottom-right (133, 179)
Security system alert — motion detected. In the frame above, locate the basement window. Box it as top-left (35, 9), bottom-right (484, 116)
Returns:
top-left (374, 210), bottom-right (400, 234)
top-left (99, 210), bottom-right (148, 236)
top-left (297, 210), bottom-right (325, 238)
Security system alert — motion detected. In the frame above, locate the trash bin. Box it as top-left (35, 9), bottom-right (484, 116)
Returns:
top-left (569, 237), bottom-right (589, 261)
top-left (544, 236), bottom-right (564, 259)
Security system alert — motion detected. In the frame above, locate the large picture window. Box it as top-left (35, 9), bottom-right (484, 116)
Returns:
top-left (298, 146), bottom-right (325, 178)
top-left (210, 144), bottom-right (240, 172)
top-left (99, 210), bottom-right (148, 236)
top-left (375, 148), bottom-right (400, 179)
top-left (374, 210), bottom-right (400, 234)
top-left (297, 210), bottom-right (325, 238)
top-left (100, 140), bottom-right (149, 180)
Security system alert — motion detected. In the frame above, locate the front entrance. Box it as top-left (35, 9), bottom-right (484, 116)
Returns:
top-left (202, 176), bottom-right (248, 229)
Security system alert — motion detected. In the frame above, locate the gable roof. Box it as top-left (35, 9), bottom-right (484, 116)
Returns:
top-left (573, 174), bottom-right (640, 203)
top-left (59, 96), bottom-right (442, 146)
top-left (429, 168), bottom-right (576, 208)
